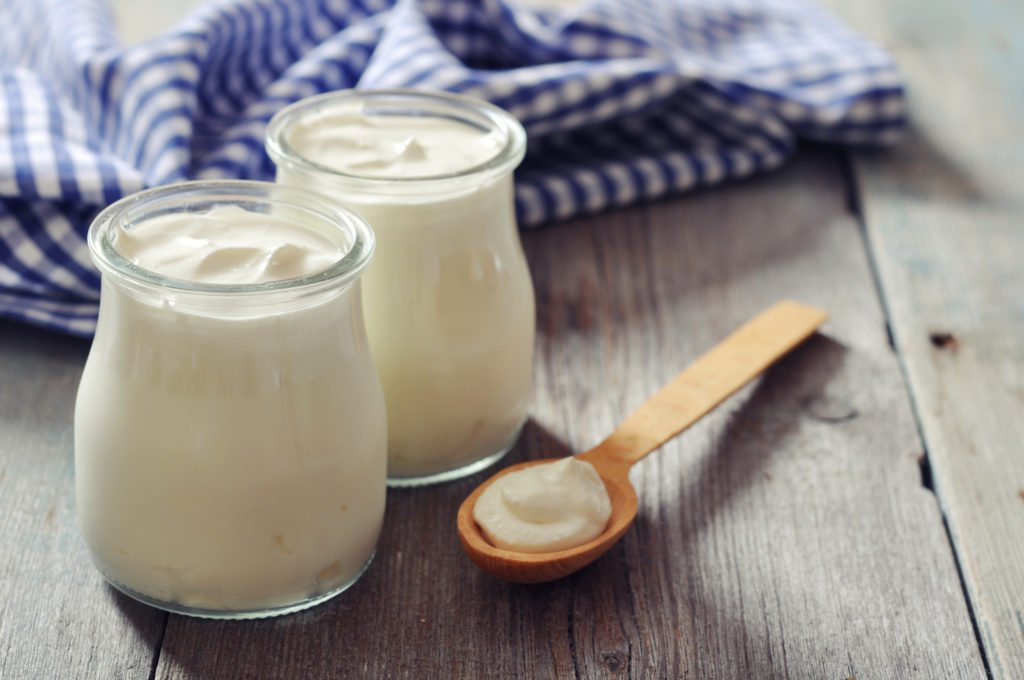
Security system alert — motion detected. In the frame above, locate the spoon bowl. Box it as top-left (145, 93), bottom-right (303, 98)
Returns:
top-left (457, 301), bottom-right (828, 583)
top-left (457, 454), bottom-right (638, 583)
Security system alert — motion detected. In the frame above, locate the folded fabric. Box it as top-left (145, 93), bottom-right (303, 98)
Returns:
top-left (0, 0), bottom-right (904, 336)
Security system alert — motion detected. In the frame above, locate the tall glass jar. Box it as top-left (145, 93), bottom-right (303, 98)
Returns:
top-left (267, 90), bottom-right (535, 487)
top-left (74, 181), bottom-right (386, 619)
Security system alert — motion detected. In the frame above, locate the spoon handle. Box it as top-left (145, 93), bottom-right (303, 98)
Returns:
top-left (581, 300), bottom-right (827, 468)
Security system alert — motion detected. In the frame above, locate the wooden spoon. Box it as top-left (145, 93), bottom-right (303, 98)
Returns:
top-left (457, 300), bottom-right (828, 583)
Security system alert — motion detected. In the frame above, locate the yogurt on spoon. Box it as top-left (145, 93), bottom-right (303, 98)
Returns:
top-left (472, 457), bottom-right (612, 553)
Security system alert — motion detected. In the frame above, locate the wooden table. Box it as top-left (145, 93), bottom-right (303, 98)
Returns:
top-left (2, 1), bottom-right (1021, 677)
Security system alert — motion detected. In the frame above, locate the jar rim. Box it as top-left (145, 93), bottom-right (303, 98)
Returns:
top-left (87, 180), bottom-right (375, 296)
top-left (265, 89), bottom-right (527, 187)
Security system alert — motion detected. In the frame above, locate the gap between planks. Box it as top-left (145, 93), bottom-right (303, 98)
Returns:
top-left (839, 150), bottom-right (995, 680)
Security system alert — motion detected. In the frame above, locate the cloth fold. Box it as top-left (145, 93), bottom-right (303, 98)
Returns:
top-left (0, 0), bottom-right (904, 336)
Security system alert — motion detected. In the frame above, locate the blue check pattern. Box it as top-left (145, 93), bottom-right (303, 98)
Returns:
top-left (0, 0), bottom-right (904, 336)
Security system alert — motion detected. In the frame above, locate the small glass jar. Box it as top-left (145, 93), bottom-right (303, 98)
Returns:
top-left (267, 90), bottom-right (535, 487)
top-left (74, 181), bottom-right (386, 619)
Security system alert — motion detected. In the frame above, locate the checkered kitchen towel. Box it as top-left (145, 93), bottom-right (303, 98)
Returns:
top-left (0, 0), bottom-right (904, 336)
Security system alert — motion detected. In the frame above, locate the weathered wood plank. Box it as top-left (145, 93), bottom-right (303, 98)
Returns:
top-left (0, 323), bottom-right (165, 680)
top-left (153, 150), bottom-right (983, 679)
top-left (826, 0), bottom-right (1024, 675)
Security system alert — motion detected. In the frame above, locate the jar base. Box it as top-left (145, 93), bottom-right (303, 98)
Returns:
top-left (102, 551), bottom-right (375, 620)
top-left (386, 420), bottom-right (525, 488)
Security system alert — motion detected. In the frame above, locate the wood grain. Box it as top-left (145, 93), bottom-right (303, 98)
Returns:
top-left (826, 0), bottom-right (1024, 675)
top-left (0, 323), bottom-right (166, 680)
top-left (145, 150), bottom-right (983, 678)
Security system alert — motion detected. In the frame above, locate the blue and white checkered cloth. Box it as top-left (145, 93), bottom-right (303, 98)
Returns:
top-left (0, 0), bottom-right (904, 336)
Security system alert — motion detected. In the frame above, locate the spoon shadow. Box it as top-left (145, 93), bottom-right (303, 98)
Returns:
top-left (458, 335), bottom-right (845, 584)
top-left (458, 301), bottom-right (828, 583)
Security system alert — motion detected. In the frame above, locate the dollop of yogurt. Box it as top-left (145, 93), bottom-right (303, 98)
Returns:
top-left (286, 110), bottom-right (503, 178)
top-left (113, 205), bottom-right (343, 284)
top-left (473, 457), bottom-right (612, 553)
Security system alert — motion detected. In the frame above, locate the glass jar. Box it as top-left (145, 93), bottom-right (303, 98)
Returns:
top-left (74, 181), bottom-right (386, 619)
top-left (267, 90), bottom-right (535, 487)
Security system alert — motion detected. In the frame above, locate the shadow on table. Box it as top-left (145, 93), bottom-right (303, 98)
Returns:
top-left (505, 416), bottom-right (575, 464)
top-left (109, 587), bottom-right (169, 672)
top-left (677, 332), bottom-right (849, 539)
top-left (624, 332), bottom-right (850, 670)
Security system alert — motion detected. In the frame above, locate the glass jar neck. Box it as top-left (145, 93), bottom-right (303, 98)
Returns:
top-left (98, 271), bottom-right (363, 320)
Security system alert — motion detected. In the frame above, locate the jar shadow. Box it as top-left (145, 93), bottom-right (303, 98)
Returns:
top-left (107, 586), bottom-right (169, 670)
top-left (502, 416), bottom-right (575, 464)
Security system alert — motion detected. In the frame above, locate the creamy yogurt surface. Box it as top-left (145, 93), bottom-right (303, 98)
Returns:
top-left (286, 110), bottom-right (503, 178)
top-left (113, 205), bottom-right (343, 284)
top-left (473, 458), bottom-right (612, 553)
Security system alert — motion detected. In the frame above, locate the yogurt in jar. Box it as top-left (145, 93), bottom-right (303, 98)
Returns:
top-left (268, 91), bottom-right (535, 485)
top-left (284, 112), bottom-right (503, 179)
top-left (75, 183), bottom-right (386, 617)
top-left (111, 204), bottom-right (343, 284)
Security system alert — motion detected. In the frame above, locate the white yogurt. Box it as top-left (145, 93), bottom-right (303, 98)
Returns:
top-left (287, 111), bottom-right (503, 178)
top-left (113, 205), bottom-right (343, 284)
top-left (269, 91), bottom-right (535, 484)
top-left (75, 188), bottom-right (386, 616)
top-left (473, 458), bottom-right (613, 553)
